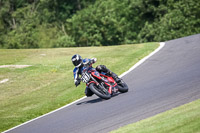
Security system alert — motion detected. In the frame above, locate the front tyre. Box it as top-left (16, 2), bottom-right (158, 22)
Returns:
top-left (117, 79), bottom-right (129, 93)
top-left (89, 83), bottom-right (111, 100)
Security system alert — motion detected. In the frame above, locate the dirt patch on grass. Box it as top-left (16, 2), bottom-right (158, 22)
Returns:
top-left (0, 65), bottom-right (32, 68)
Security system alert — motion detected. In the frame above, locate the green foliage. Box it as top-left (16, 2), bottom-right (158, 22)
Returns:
top-left (36, 24), bottom-right (61, 48)
top-left (0, 0), bottom-right (200, 48)
top-left (138, 0), bottom-right (200, 42)
top-left (56, 35), bottom-right (76, 47)
top-left (0, 0), bottom-right (95, 48)
top-left (67, 0), bottom-right (200, 46)
top-left (67, 0), bottom-right (141, 46)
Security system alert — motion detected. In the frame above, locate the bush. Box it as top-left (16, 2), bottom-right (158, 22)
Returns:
top-left (55, 35), bottom-right (76, 47)
top-left (138, 0), bottom-right (200, 42)
top-left (1, 0), bottom-right (200, 48)
top-left (5, 27), bottom-right (39, 49)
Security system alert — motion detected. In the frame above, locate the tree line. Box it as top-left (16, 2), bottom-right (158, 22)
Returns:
top-left (0, 0), bottom-right (200, 48)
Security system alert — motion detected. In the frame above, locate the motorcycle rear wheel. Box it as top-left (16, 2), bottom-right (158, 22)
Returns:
top-left (89, 83), bottom-right (111, 100)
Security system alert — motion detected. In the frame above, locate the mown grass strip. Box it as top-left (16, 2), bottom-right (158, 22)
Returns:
top-left (111, 99), bottom-right (200, 133)
top-left (0, 43), bottom-right (159, 132)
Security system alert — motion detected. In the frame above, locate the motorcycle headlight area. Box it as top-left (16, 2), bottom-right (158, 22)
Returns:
top-left (81, 72), bottom-right (90, 83)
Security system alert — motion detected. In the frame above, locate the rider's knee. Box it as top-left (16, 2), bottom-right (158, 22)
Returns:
top-left (96, 65), bottom-right (107, 72)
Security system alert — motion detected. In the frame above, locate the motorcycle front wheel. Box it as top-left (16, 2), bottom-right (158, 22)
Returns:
top-left (117, 79), bottom-right (129, 93)
top-left (89, 83), bottom-right (111, 100)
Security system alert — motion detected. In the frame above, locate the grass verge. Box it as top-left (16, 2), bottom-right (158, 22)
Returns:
top-left (110, 99), bottom-right (200, 133)
top-left (0, 43), bottom-right (159, 132)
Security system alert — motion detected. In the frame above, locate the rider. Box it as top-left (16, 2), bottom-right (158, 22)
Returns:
top-left (71, 54), bottom-right (121, 97)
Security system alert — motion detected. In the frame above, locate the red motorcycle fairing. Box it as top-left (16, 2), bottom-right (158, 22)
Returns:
top-left (91, 71), bottom-right (101, 79)
top-left (87, 81), bottom-right (97, 86)
top-left (89, 71), bottom-right (117, 94)
top-left (107, 77), bottom-right (115, 83)
top-left (100, 74), bottom-right (117, 86)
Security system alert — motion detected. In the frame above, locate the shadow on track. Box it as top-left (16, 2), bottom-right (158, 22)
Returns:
top-left (76, 92), bottom-right (121, 105)
top-left (76, 97), bottom-right (103, 105)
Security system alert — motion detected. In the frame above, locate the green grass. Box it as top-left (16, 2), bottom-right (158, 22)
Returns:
top-left (0, 43), bottom-right (159, 132)
top-left (111, 99), bottom-right (200, 133)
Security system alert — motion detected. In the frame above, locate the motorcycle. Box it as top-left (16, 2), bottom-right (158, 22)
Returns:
top-left (81, 66), bottom-right (129, 99)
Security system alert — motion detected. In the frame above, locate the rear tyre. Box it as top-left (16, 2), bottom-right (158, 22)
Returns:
top-left (117, 79), bottom-right (129, 93)
top-left (89, 83), bottom-right (111, 100)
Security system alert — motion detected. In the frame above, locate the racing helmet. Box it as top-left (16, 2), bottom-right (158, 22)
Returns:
top-left (71, 54), bottom-right (83, 67)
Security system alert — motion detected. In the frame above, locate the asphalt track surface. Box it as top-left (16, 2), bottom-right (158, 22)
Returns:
top-left (5, 34), bottom-right (200, 133)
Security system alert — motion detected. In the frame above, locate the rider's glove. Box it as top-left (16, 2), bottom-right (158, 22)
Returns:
top-left (91, 58), bottom-right (97, 63)
top-left (75, 79), bottom-right (81, 87)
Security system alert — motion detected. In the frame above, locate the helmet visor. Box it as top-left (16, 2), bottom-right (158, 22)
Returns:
top-left (72, 59), bottom-right (82, 67)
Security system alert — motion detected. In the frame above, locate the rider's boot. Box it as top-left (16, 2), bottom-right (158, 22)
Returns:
top-left (110, 72), bottom-right (121, 83)
top-left (85, 87), bottom-right (94, 97)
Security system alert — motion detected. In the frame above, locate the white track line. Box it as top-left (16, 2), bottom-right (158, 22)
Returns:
top-left (3, 42), bottom-right (165, 133)
top-left (2, 96), bottom-right (87, 133)
top-left (119, 42), bottom-right (165, 78)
